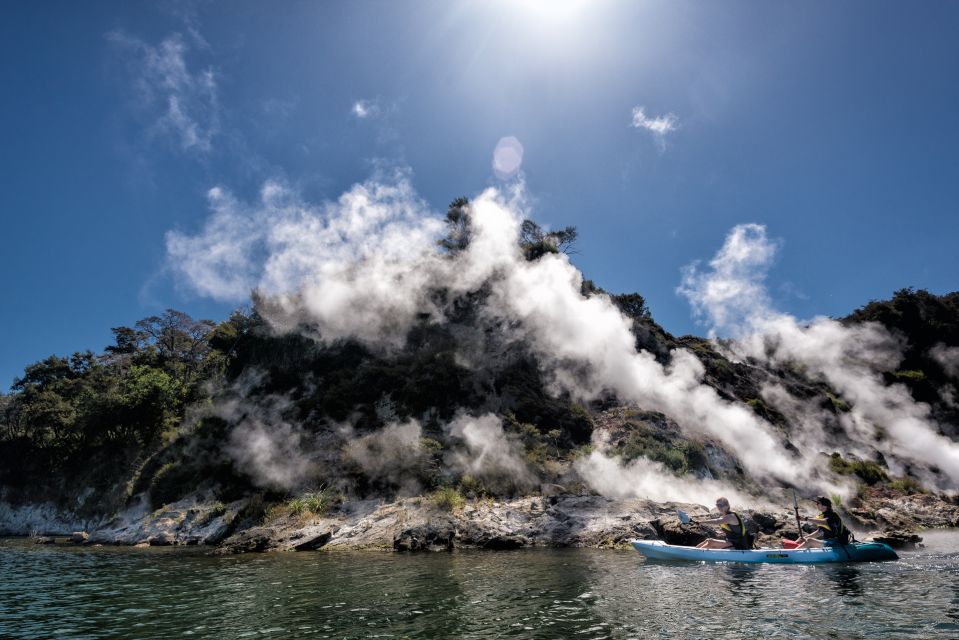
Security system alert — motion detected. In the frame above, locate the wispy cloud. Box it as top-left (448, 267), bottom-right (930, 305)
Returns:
top-left (108, 30), bottom-right (220, 153)
top-left (351, 99), bottom-right (380, 119)
top-left (677, 223), bottom-right (780, 338)
top-left (630, 106), bottom-right (679, 149)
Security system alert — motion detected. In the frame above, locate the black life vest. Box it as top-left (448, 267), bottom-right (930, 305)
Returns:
top-left (817, 510), bottom-right (850, 544)
top-left (721, 512), bottom-right (750, 550)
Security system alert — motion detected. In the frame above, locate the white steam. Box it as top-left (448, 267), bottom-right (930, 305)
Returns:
top-left (574, 451), bottom-right (753, 506)
top-left (342, 419), bottom-right (426, 495)
top-left (932, 343), bottom-right (959, 379)
top-left (216, 389), bottom-right (315, 491)
top-left (446, 414), bottom-right (536, 492)
top-left (679, 223), bottom-right (959, 490)
top-left (168, 173), bottom-right (845, 501)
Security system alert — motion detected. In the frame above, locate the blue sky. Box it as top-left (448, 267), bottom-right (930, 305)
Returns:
top-left (2, 0), bottom-right (958, 389)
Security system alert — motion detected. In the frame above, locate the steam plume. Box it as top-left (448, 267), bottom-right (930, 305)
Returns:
top-left (680, 224), bottom-right (959, 490)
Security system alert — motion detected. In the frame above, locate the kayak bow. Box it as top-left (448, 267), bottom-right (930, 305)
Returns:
top-left (631, 540), bottom-right (898, 564)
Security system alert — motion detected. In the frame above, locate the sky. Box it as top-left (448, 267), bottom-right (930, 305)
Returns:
top-left (2, 0), bottom-right (958, 390)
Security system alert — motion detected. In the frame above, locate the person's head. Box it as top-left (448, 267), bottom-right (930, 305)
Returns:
top-left (815, 496), bottom-right (833, 512)
top-left (715, 497), bottom-right (730, 514)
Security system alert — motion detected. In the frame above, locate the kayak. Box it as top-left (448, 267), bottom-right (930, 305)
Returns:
top-left (631, 540), bottom-right (898, 564)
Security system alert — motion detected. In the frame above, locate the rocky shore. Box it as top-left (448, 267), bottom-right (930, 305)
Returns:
top-left (3, 489), bottom-right (957, 554)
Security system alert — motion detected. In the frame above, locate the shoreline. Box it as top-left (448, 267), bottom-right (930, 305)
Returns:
top-left (3, 490), bottom-right (956, 554)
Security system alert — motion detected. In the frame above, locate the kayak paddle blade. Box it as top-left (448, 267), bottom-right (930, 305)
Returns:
top-left (676, 509), bottom-right (691, 524)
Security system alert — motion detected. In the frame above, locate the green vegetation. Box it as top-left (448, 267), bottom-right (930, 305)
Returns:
top-left (894, 370), bottom-right (927, 382)
top-left (888, 477), bottom-right (927, 494)
top-left (1, 250), bottom-right (954, 519)
top-left (826, 392), bottom-right (850, 413)
top-left (620, 420), bottom-right (708, 475)
top-left (287, 487), bottom-right (337, 517)
top-left (430, 486), bottom-right (466, 512)
top-left (828, 453), bottom-right (889, 485)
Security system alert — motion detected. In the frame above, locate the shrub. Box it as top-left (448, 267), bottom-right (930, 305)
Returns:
top-left (894, 370), bottom-right (927, 382)
top-left (888, 477), bottom-right (926, 494)
top-left (287, 486), bottom-right (336, 517)
top-left (828, 453), bottom-right (888, 485)
top-left (620, 424), bottom-right (707, 475)
top-left (459, 474), bottom-right (488, 498)
top-left (826, 392), bottom-right (850, 413)
top-left (430, 486), bottom-right (465, 512)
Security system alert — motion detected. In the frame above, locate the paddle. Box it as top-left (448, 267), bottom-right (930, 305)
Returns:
top-left (792, 491), bottom-right (804, 545)
top-left (676, 509), bottom-right (691, 524)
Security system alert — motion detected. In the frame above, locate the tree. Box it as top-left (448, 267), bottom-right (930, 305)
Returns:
top-left (105, 326), bottom-right (148, 356)
top-left (133, 309), bottom-right (217, 388)
top-left (519, 219), bottom-right (578, 261)
top-left (438, 196), bottom-right (471, 253)
top-left (611, 293), bottom-right (650, 319)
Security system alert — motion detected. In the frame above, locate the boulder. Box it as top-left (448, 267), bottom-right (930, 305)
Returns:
top-left (482, 534), bottom-right (527, 550)
top-left (293, 530), bottom-right (333, 551)
top-left (872, 531), bottom-right (923, 550)
top-left (212, 526), bottom-right (278, 555)
top-left (393, 520), bottom-right (456, 552)
top-left (33, 536), bottom-right (55, 545)
top-left (148, 532), bottom-right (176, 546)
top-left (750, 512), bottom-right (780, 534)
top-left (69, 531), bottom-right (89, 544)
top-left (652, 516), bottom-right (712, 547)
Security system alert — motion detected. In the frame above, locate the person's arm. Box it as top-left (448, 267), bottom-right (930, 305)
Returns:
top-left (696, 514), bottom-right (736, 526)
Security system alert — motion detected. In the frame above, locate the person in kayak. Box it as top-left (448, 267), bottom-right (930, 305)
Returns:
top-left (795, 496), bottom-right (850, 548)
top-left (694, 497), bottom-right (751, 550)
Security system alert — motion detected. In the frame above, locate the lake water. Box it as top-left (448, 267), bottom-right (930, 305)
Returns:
top-left (2, 532), bottom-right (958, 639)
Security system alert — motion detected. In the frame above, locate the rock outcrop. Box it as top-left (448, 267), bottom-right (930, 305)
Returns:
top-left (4, 489), bottom-right (956, 555)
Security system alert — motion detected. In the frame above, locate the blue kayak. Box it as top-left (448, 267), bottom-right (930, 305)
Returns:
top-left (631, 540), bottom-right (898, 564)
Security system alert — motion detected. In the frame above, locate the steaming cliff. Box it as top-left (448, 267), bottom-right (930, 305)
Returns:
top-left (2, 185), bottom-right (958, 550)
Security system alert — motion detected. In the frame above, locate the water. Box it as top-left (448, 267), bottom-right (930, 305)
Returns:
top-left (2, 533), bottom-right (958, 639)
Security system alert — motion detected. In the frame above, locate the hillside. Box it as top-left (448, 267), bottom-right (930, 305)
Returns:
top-left (2, 208), bottom-right (958, 549)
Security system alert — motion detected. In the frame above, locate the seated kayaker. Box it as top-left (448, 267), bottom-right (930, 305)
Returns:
top-left (795, 496), bottom-right (850, 548)
top-left (694, 497), bottom-right (751, 550)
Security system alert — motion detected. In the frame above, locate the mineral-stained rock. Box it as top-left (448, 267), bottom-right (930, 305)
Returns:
top-left (872, 531), bottom-right (923, 550)
top-left (652, 517), bottom-right (712, 547)
top-left (750, 512), bottom-right (780, 533)
top-left (148, 532), bottom-right (176, 546)
top-left (393, 519), bottom-right (456, 552)
top-left (213, 526), bottom-right (278, 555)
top-left (292, 529), bottom-right (333, 551)
top-left (481, 534), bottom-right (526, 550)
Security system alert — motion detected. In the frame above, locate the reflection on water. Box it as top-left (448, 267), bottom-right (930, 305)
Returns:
top-left (828, 565), bottom-right (864, 599)
top-left (1, 538), bottom-right (958, 639)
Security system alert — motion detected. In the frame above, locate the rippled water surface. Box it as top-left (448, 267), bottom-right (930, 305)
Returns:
top-left (2, 533), bottom-right (959, 639)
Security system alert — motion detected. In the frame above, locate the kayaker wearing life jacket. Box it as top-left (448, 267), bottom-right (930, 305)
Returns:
top-left (694, 497), bottom-right (751, 550)
top-left (795, 496), bottom-right (850, 549)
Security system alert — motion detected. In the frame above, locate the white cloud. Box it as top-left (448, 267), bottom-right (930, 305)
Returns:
top-left (631, 106), bottom-right (679, 148)
top-left (351, 99), bottom-right (379, 119)
top-left (677, 223), bottom-right (780, 338)
top-left (109, 30), bottom-right (219, 153)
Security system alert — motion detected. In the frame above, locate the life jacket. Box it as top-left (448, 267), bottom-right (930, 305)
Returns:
top-left (721, 512), bottom-right (751, 550)
top-left (817, 510), bottom-right (850, 544)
